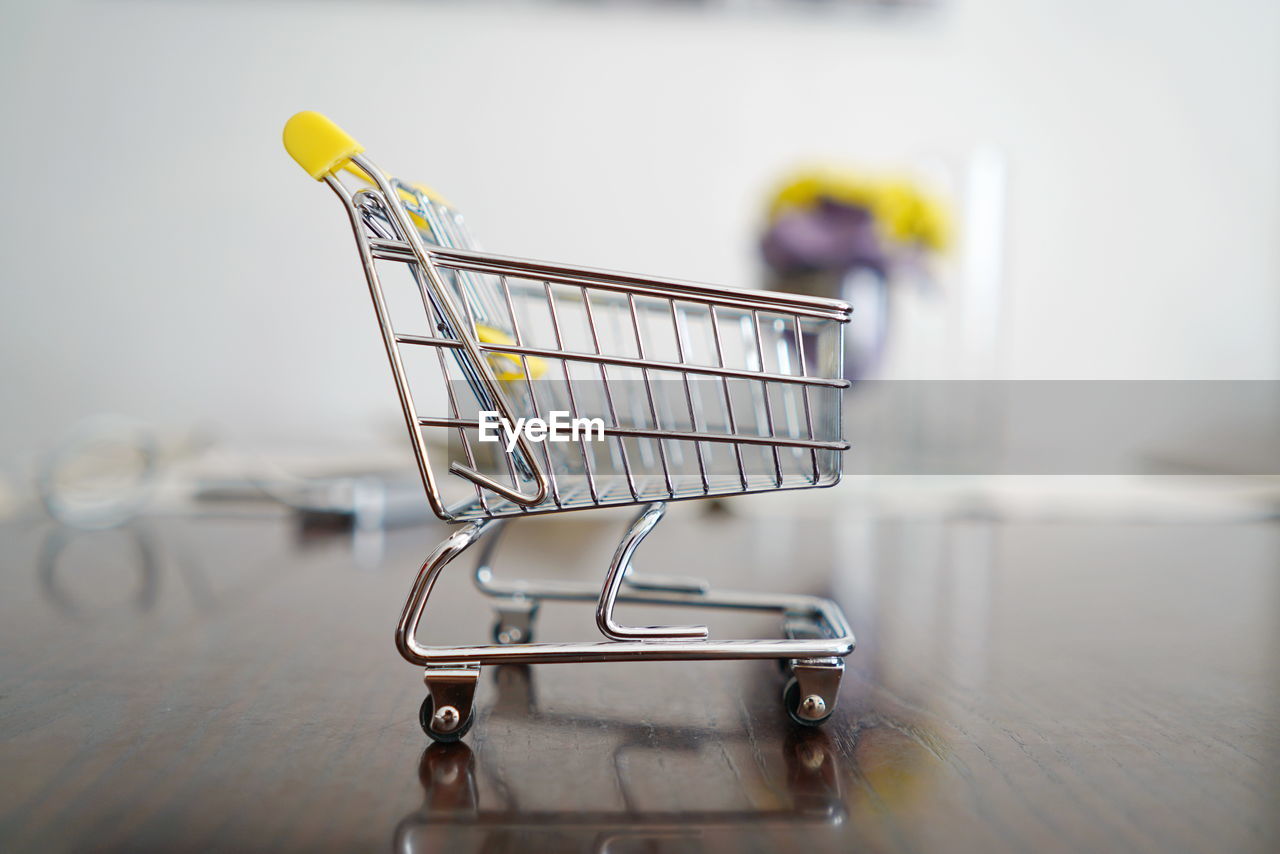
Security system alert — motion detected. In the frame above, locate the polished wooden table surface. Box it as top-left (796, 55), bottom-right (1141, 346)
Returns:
top-left (1, 496), bottom-right (1277, 853)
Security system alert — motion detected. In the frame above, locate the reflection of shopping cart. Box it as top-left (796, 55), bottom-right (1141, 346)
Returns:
top-left (396, 733), bottom-right (844, 854)
top-left (284, 112), bottom-right (855, 742)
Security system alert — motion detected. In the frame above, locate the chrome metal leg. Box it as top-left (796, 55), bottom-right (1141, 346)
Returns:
top-left (396, 518), bottom-right (498, 667)
top-left (398, 502), bottom-right (853, 667)
top-left (395, 500), bottom-right (855, 740)
top-left (594, 504), bottom-right (710, 641)
top-left (473, 519), bottom-right (541, 645)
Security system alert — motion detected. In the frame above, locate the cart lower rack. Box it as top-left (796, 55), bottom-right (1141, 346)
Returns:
top-left (284, 112), bottom-right (856, 742)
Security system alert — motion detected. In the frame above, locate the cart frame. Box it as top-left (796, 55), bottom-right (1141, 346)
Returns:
top-left (283, 112), bottom-right (856, 742)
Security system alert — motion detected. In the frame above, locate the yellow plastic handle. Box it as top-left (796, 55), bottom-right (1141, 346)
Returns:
top-left (283, 111), bottom-right (365, 180)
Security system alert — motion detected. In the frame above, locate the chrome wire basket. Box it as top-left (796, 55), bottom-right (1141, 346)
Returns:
top-left (285, 112), bottom-right (856, 742)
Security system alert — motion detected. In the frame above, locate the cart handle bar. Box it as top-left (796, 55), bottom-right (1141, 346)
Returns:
top-left (284, 111), bottom-right (550, 508)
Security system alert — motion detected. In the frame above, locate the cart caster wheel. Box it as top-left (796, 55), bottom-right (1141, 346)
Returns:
top-left (420, 694), bottom-right (476, 743)
top-left (491, 600), bottom-right (538, 645)
top-left (784, 677), bottom-right (833, 728)
top-left (492, 620), bottom-right (533, 645)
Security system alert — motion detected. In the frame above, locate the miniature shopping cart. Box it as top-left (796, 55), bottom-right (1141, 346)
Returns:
top-left (283, 112), bottom-right (856, 742)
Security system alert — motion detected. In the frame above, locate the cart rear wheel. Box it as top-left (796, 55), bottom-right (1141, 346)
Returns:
top-left (419, 694), bottom-right (476, 743)
top-left (492, 620), bottom-right (533, 645)
top-left (784, 677), bottom-right (833, 727)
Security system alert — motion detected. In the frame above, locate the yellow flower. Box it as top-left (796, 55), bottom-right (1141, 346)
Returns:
top-left (768, 167), bottom-right (950, 252)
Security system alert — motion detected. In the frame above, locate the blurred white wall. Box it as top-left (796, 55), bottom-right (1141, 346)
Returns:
top-left (1, 0), bottom-right (1277, 458)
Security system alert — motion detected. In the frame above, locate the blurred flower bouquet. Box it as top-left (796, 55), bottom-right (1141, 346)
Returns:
top-left (761, 168), bottom-right (950, 379)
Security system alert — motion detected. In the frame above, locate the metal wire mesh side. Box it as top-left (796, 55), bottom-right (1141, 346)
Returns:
top-left (338, 169), bottom-right (850, 522)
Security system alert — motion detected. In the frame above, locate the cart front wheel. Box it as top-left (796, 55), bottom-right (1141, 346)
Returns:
top-left (784, 677), bottom-right (833, 727)
top-left (419, 694), bottom-right (476, 743)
